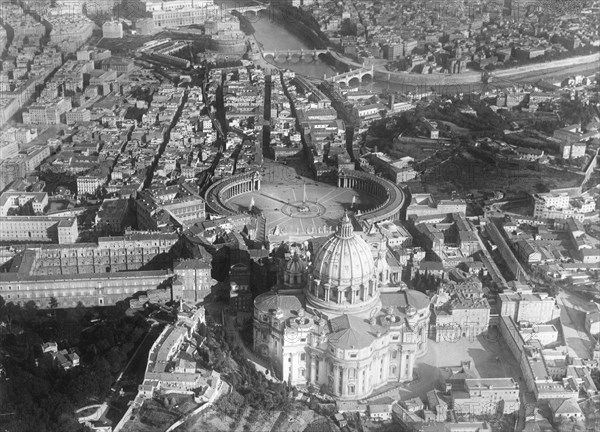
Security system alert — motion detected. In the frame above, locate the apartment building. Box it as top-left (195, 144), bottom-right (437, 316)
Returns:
top-left (22, 98), bottom-right (72, 125)
top-left (533, 192), bottom-right (596, 222)
top-left (77, 175), bottom-right (105, 196)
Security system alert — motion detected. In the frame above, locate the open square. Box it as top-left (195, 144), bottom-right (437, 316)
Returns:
top-left (227, 160), bottom-right (381, 238)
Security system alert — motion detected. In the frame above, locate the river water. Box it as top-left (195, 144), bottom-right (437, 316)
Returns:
top-left (215, 0), bottom-right (335, 77)
top-left (250, 15), bottom-right (337, 79)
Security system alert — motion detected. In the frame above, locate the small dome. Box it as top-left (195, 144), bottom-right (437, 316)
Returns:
top-left (283, 252), bottom-right (306, 289)
top-left (286, 253), bottom-right (306, 275)
top-left (312, 214), bottom-right (375, 287)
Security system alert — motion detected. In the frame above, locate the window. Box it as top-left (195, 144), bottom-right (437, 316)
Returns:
top-left (300, 353), bottom-right (306, 361)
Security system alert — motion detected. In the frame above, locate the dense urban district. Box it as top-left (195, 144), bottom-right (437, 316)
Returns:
top-left (0, 0), bottom-right (599, 432)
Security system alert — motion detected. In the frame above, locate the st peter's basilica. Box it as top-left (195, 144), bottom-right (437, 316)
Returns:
top-left (253, 214), bottom-right (431, 400)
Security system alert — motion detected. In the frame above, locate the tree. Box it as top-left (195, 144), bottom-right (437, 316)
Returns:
top-left (19, 301), bottom-right (39, 327)
top-left (69, 301), bottom-right (87, 322)
top-left (1, 301), bottom-right (22, 333)
top-left (590, 369), bottom-right (600, 390)
top-left (339, 19), bottom-right (357, 37)
top-left (547, 284), bottom-right (559, 298)
top-left (49, 296), bottom-right (58, 315)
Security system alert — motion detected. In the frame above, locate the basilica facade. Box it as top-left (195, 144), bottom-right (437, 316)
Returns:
top-left (253, 215), bottom-right (431, 400)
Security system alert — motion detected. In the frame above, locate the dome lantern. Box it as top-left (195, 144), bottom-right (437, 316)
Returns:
top-left (338, 211), bottom-right (354, 238)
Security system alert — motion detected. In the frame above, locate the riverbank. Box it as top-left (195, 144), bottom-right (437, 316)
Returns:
top-left (335, 51), bottom-right (600, 89)
top-left (494, 52), bottom-right (600, 81)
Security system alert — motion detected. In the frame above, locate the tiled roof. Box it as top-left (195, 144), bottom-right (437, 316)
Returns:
top-left (254, 292), bottom-right (304, 317)
top-left (380, 289), bottom-right (430, 312)
top-left (328, 314), bottom-right (377, 349)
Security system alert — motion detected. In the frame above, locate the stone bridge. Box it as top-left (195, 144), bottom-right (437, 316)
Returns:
top-left (263, 49), bottom-right (330, 62)
top-left (222, 1), bottom-right (270, 14)
top-left (326, 64), bottom-right (374, 85)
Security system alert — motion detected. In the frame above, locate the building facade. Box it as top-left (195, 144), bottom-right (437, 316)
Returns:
top-left (173, 259), bottom-right (213, 303)
top-left (499, 292), bottom-right (559, 324)
top-left (0, 191), bottom-right (48, 215)
top-left (0, 270), bottom-right (172, 308)
top-left (452, 378), bottom-right (520, 416)
top-left (0, 231), bottom-right (181, 308)
top-left (0, 216), bottom-right (78, 244)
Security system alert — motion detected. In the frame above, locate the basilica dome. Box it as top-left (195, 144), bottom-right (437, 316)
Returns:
top-left (312, 213), bottom-right (375, 287)
top-left (306, 214), bottom-right (381, 319)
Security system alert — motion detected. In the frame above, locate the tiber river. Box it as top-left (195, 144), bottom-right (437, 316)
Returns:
top-left (216, 1), bottom-right (599, 93)
top-left (251, 16), bottom-right (338, 79)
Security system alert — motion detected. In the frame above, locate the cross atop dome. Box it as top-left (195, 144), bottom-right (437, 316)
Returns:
top-left (337, 211), bottom-right (353, 238)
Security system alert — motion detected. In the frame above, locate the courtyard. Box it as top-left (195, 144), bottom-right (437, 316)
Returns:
top-left (399, 329), bottom-right (524, 401)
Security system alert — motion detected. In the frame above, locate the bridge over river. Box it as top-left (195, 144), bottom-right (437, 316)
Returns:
top-left (325, 64), bottom-right (375, 85)
top-left (263, 49), bottom-right (330, 62)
